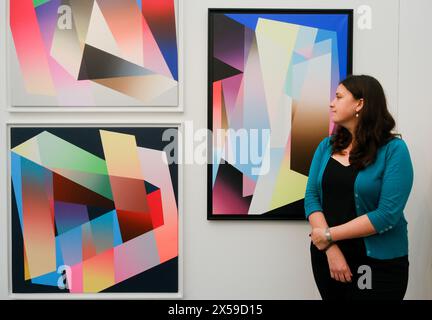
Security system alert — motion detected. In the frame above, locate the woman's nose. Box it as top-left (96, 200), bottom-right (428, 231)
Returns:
top-left (329, 100), bottom-right (335, 108)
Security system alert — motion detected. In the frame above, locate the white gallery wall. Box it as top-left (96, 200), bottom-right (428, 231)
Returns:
top-left (398, 0), bottom-right (432, 299)
top-left (0, 0), bottom-right (431, 299)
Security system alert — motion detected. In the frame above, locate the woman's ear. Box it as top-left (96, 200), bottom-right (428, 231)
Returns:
top-left (356, 98), bottom-right (364, 113)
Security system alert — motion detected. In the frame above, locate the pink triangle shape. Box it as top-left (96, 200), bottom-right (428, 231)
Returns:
top-left (243, 173), bottom-right (257, 197)
top-left (222, 73), bottom-right (243, 122)
top-left (296, 46), bottom-right (314, 59)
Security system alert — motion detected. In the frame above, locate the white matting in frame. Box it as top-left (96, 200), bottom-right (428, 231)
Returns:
top-left (7, 0), bottom-right (184, 112)
top-left (7, 122), bottom-right (183, 299)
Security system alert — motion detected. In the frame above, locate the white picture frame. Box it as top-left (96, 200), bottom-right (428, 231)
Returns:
top-left (6, 121), bottom-right (184, 299)
top-left (6, 0), bottom-right (184, 112)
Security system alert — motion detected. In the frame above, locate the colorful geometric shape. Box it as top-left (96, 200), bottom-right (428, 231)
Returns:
top-left (10, 0), bottom-right (179, 106)
top-left (209, 10), bottom-right (352, 219)
top-left (77, 45), bottom-right (153, 82)
top-left (11, 127), bottom-right (178, 293)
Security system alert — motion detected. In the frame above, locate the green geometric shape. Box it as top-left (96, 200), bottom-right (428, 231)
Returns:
top-left (33, 0), bottom-right (51, 8)
top-left (35, 131), bottom-right (109, 176)
top-left (12, 131), bottom-right (108, 175)
top-left (11, 131), bottom-right (115, 200)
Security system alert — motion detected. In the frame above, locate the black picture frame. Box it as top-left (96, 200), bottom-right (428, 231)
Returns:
top-left (207, 8), bottom-right (353, 220)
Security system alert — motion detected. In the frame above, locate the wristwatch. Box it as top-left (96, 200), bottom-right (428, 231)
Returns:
top-left (324, 228), bottom-right (333, 243)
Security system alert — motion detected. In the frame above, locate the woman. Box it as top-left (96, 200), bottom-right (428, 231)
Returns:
top-left (304, 74), bottom-right (414, 300)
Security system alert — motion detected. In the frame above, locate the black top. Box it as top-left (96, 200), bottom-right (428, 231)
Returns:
top-left (321, 157), bottom-right (366, 258)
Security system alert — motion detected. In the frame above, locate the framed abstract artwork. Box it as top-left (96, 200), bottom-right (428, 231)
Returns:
top-left (8, 0), bottom-right (182, 110)
top-left (8, 124), bottom-right (182, 297)
top-left (208, 9), bottom-right (353, 220)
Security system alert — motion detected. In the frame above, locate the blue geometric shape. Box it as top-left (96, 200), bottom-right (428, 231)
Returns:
top-left (136, 0), bottom-right (142, 10)
top-left (113, 210), bottom-right (123, 247)
top-left (90, 211), bottom-right (115, 254)
top-left (225, 13), bottom-right (350, 79)
top-left (55, 201), bottom-right (89, 234)
top-left (292, 52), bottom-right (307, 65)
top-left (158, 39), bottom-right (178, 81)
top-left (11, 152), bottom-right (24, 231)
top-left (315, 29), bottom-right (342, 79)
top-left (17, 157), bottom-right (53, 234)
top-left (312, 39), bottom-right (332, 58)
top-left (56, 235), bottom-right (65, 270)
top-left (57, 226), bottom-right (83, 267)
top-left (31, 271), bottom-right (58, 287)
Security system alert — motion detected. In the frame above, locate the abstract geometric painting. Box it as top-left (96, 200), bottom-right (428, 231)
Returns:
top-left (208, 9), bottom-right (352, 219)
top-left (10, 127), bottom-right (179, 293)
top-left (9, 0), bottom-right (179, 107)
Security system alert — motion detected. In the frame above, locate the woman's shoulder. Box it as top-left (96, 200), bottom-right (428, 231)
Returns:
top-left (382, 136), bottom-right (408, 149)
top-left (380, 136), bottom-right (411, 157)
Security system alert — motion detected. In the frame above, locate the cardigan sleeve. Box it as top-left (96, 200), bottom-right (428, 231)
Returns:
top-left (304, 137), bottom-right (329, 220)
top-left (366, 139), bottom-right (414, 234)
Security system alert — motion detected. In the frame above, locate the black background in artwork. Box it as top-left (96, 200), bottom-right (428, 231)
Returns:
top-left (11, 127), bottom-right (179, 293)
top-left (207, 9), bottom-right (353, 220)
top-left (101, 258), bottom-right (178, 293)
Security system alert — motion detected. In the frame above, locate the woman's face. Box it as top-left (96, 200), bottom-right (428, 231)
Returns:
top-left (330, 84), bottom-right (363, 127)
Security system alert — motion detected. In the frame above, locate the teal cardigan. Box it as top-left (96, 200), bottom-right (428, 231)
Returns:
top-left (304, 136), bottom-right (414, 260)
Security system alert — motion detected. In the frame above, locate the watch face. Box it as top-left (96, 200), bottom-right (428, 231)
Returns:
top-left (325, 229), bottom-right (332, 242)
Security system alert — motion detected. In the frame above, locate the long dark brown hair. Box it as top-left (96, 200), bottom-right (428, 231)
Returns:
top-left (331, 75), bottom-right (400, 169)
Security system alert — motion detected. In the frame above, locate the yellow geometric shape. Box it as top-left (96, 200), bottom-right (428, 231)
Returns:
top-left (100, 130), bottom-right (143, 179)
top-left (11, 136), bottom-right (41, 165)
top-left (83, 249), bottom-right (115, 293)
top-left (24, 250), bottom-right (30, 281)
top-left (256, 18), bottom-right (299, 131)
top-left (270, 157), bottom-right (308, 210)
